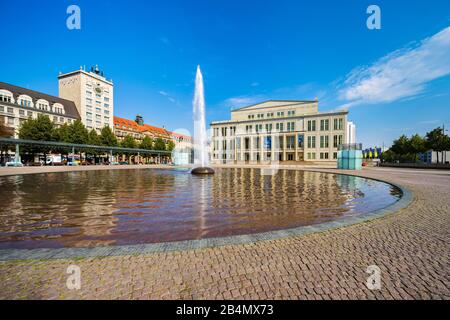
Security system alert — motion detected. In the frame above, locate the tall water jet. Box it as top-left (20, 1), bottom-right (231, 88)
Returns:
top-left (191, 65), bottom-right (214, 175)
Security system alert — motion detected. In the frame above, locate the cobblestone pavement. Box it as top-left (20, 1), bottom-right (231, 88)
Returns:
top-left (0, 167), bottom-right (449, 300)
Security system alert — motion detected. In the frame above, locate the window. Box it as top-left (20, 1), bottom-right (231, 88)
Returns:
top-left (7, 107), bottom-right (14, 114)
top-left (86, 91), bottom-right (92, 97)
top-left (19, 109), bottom-right (25, 116)
top-left (86, 98), bottom-right (92, 104)
top-left (0, 106), bottom-right (3, 112)
top-left (7, 117), bottom-right (14, 125)
top-left (307, 120), bottom-right (316, 131)
top-left (0, 94), bottom-right (12, 103)
top-left (104, 103), bottom-right (109, 109)
top-left (86, 112), bottom-right (92, 119)
top-left (287, 122), bottom-right (295, 132)
top-left (287, 136), bottom-right (295, 149)
top-left (320, 119), bottom-right (329, 131)
top-left (333, 152), bottom-right (338, 159)
top-left (307, 136), bottom-right (316, 148)
top-left (288, 110), bottom-right (296, 116)
top-left (334, 118), bottom-right (344, 130)
top-left (20, 99), bottom-right (31, 107)
top-left (320, 135), bottom-right (329, 148)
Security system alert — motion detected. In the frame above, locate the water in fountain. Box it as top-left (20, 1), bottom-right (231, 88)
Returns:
top-left (192, 65), bottom-right (214, 174)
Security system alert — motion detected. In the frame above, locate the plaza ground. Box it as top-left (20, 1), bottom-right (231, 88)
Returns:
top-left (0, 165), bottom-right (449, 299)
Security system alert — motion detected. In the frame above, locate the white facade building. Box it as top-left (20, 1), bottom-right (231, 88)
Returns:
top-left (211, 100), bottom-right (354, 164)
top-left (58, 66), bottom-right (114, 132)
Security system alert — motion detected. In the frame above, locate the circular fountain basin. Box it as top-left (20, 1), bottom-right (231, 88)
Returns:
top-left (0, 168), bottom-right (403, 250)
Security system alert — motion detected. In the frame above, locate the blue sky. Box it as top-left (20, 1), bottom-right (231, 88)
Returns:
top-left (0, 0), bottom-right (449, 147)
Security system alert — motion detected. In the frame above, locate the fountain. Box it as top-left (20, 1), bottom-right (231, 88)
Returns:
top-left (191, 65), bottom-right (215, 175)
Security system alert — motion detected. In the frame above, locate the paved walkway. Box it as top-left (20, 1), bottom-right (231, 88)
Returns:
top-left (0, 167), bottom-right (449, 300)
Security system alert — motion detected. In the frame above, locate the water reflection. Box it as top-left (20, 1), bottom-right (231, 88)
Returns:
top-left (0, 168), bottom-right (401, 249)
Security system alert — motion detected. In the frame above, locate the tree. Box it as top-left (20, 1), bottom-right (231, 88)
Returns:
top-left (100, 126), bottom-right (118, 147)
top-left (167, 140), bottom-right (175, 152)
top-left (52, 123), bottom-right (70, 142)
top-left (18, 114), bottom-right (55, 163)
top-left (390, 135), bottom-right (410, 156)
top-left (67, 120), bottom-right (89, 145)
top-left (140, 136), bottom-right (153, 150)
top-left (425, 128), bottom-right (447, 164)
top-left (121, 134), bottom-right (137, 149)
top-left (409, 134), bottom-right (426, 161)
top-left (153, 138), bottom-right (166, 151)
top-left (19, 114), bottom-right (54, 141)
top-left (88, 129), bottom-right (101, 146)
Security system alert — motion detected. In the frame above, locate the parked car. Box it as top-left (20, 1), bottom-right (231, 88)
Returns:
top-left (5, 161), bottom-right (23, 167)
top-left (66, 161), bottom-right (79, 166)
top-left (119, 161), bottom-right (129, 165)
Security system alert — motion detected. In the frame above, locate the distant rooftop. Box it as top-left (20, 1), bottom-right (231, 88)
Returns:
top-left (0, 81), bottom-right (80, 119)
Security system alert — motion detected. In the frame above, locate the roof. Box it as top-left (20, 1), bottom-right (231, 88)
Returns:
top-left (0, 81), bottom-right (80, 119)
top-left (169, 131), bottom-right (192, 141)
top-left (210, 109), bottom-right (349, 125)
top-left (113, 116), bottom-right (172, 137)
top-left (231, 100), bottom-right (318, 112)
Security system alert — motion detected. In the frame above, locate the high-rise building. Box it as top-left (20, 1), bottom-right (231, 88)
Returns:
top-left (346, 121), bottom-right (356, 145)
top-left (210, 100), bottom-right (354, 164)
top-left (58, 65), bottom-right (113, 132)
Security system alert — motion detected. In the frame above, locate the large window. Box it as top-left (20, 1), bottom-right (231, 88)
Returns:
top-left (334, 118), bottom-right (344, 130)
top-left (0, 94), bottom-right (12, 103)
top-left (320, 119), bottom-right (329, 131)
top-left (307, 120), bottom-right (316, 131)
top-left (320, 135), bottom-right (329, 148)
top-left (307, 136), bottom-right (316, 148)
top-left (286, 136), bottom-right (295, 149)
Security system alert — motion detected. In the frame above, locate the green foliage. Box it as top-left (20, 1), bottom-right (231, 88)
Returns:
top-left (139, 136), bottom-right (153, 150)
top-left (425, 128), bottom-right (450, 163)
top-left (153, 137), bottom-right (166, 151)
top-left (19, 114), bottom-right (54, 141)
top-left (88, 129), bottom-right (101, 146)
top-left (100, 126), bottom-right (118, 147)
top-left (167, 140), bottom-right (176, 152)
top-left (66, 120), bottom-right (89, 144)
top-left (384, 127), bottom-right (449, 163)
top-left (121, 134), bottom-right (137, 149)
top-left (52, 123), bottom-right (70, 142)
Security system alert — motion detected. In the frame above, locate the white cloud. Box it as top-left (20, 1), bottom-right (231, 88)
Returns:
top-left (338, 26), bottom-right (450, 108)
top-left (159, 91), bottom-right (168, 96)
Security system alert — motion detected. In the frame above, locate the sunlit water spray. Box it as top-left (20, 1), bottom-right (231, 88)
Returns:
top-left (192, 65), bottom-right (212, 172)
